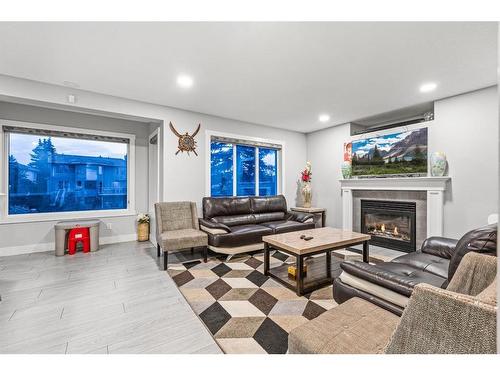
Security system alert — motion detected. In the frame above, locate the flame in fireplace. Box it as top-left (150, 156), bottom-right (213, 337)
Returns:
top-left (394, 226), bottom-right (399, 236)
top-left (381, 224), bottom-right (385, 233)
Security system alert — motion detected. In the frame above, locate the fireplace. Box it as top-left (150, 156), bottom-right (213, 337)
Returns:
top-left (361, 199), bottom-right (416, 253)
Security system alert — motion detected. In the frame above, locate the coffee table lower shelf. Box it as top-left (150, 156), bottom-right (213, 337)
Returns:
top-left (266, 255), bottom-right (342, 296)
top-left (263, 228), bottom-right (370, 296)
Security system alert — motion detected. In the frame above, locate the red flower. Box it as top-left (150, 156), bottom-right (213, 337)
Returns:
top-left (301, 170), bottom-right (311, 182)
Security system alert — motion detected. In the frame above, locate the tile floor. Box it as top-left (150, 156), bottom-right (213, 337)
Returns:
top-left (0, 240), bottom-right (402, 354)
top-left (0, 241), bottom-right (222, 354)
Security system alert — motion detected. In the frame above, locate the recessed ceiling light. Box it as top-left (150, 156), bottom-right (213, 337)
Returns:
top-left (419, 82), bottom-right (437, 93)
top-left (177, 74), bottom-right (194, 88)
top-left (319, 114), bottom-right (330, 123)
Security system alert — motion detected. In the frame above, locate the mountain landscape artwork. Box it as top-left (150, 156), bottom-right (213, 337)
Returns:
top-left (352, 127), bottom-right (428, 176)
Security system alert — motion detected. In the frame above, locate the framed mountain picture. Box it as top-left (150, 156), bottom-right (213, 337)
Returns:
top-left (351, 127), bottom-right (428, 177)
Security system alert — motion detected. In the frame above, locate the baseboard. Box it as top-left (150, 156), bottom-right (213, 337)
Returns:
top-left (0, 242), bottom-right (55, 257)
top-left (0, 233), bottom-right (137, 257)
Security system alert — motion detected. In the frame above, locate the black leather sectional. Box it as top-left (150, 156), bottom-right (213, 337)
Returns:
top-left (333, 223), bottom-right (497, 315)
top-left (199, 195), bottom-right (315, 255)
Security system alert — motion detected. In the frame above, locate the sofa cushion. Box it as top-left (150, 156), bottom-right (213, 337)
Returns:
top-left (203, 197), bottom-right (252, 219)
top-left (261, 220), bottom-right (316, 234)
top-left (391, 252), bottom-right (450, 279)
top-left (253, 211), bottom-right (286, 224)
top-left (207, 224), bottom-right (273, 247)
top-left (420, 237), bottom-right (458, 259)
top-left (340, 260), bottom-right (448, 297)
top-left (212, 214), bottom-right (256, 227)
top-left (159, 229), bottom-right (208, 251)
top-left (251, 195), bottom-right (287, 213)
top-left (288, 297), bottom-right (399, 354)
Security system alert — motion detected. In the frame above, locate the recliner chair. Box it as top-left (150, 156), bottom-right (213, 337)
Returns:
top-left (333, 223), bottom-right (497, 315)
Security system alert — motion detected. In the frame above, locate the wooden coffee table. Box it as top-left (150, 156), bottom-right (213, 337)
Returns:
top-left (262, 227), bottom-right (371, 296)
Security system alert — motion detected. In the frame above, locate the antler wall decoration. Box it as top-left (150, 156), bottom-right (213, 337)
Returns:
top-left (169, 121), bottom-right (201, 156)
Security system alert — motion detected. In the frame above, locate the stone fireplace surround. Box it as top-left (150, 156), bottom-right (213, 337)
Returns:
top-left (340, 177), bottom-right (451, 251)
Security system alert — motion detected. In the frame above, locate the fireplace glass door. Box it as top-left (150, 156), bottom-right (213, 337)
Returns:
top-left (361, 200), bottom-right (416, 252)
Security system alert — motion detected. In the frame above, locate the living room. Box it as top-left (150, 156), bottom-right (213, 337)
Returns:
top-left (0, 3), bottom-right (499, 372)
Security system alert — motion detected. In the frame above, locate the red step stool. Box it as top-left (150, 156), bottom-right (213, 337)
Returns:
top-left (67, 227), bottom-right (90, 255)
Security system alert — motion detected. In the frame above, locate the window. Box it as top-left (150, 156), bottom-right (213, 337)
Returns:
top-left (236, 145), bottom-right (256, 196)
top-left (210, 135), bottom-right (280, 197)
top-left (210, 141), bottom-right (233, 197)
top-left (258, 148), bottom-right (277, 196)
top-left (4, 125), bottom-right (131, 215)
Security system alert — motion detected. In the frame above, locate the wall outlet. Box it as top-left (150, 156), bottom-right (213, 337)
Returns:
top-left (106, 223), bottom-right (113, 230)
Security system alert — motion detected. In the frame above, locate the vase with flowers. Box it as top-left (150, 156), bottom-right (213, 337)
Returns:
top-left (301, 162), bottom-right (312, 208)
top-left (137, 213), bottom-right (150, 242)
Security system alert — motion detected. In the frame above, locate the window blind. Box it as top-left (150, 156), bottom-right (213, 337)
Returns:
top-left (2, 125), bottom-right (130, 144)
top-left (211, 135), bottom-right (281, 150)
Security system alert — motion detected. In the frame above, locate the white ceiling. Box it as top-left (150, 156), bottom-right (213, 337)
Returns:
top-left (0, 22), bottom-right (497, 132)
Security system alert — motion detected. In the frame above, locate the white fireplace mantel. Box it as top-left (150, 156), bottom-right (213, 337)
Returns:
top-left (340, 177), bottom-right (451, 238)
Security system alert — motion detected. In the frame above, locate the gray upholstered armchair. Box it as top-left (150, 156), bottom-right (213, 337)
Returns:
top-left (289, 252), bottom-right (497, 354)
top-left (155, 201), bottom-right (208, 270)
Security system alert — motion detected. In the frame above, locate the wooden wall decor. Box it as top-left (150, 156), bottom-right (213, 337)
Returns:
top-left (169, 121), bottom-right (201, 156)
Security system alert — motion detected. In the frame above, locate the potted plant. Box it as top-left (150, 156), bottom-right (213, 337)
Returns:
top-left (301, 162), bottom-right (312, 208)
top-left (137, 213), bottom-right (150, 242)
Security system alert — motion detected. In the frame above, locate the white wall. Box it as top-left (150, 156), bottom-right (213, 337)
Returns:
top-left (0, 75), bottom-right (307, 255)
top-left (430, 86), bottom-right (498, 238)
top-left (306, 123), bottom-right (351, 228)
top-left (307, 86), bottom-right (498, 240)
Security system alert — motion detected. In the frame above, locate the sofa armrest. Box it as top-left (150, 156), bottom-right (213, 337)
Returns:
top-left (340, 261), bottom-right (419, 297)
top-left (420, 237), bottom-right (458, 259)
top-left (385, 283), bottom-right (497, 354)
top-left (199, 218), bottom-right (231, 234)
top-left (286, 211), bottom-right (314, 223)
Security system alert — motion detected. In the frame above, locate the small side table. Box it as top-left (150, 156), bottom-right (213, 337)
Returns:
top-left (291, 207), bottom-right (326, 228)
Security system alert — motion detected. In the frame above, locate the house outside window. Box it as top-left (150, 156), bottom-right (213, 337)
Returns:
top-left (209, 134), bottom-right (282, 197)
top-left (2, 122), bottom-right (133, 217)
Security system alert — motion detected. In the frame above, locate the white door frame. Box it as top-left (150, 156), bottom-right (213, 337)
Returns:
top-left (148, 127), bottom-right (161, 246)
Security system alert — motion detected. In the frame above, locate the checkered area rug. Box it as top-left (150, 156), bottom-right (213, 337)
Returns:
top-left (167, 251), bottom-right (342, 354)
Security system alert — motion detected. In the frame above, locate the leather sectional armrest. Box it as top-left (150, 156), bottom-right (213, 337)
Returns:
top-left (420, 237), bottom-right (458, 259)
top-left (199, 218), bottom-right (231, 234)
top-left (340, 260), bottom-right (417, 297)
top-left (286, 211), bottom-right (314, 223)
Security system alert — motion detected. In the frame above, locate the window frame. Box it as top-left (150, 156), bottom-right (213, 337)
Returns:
top-left (258, 147), bottom-right (279, 197)
top-left (0, 119), bottom-right (136, 224)
top-left (206, 130), bottom-right (285, 198)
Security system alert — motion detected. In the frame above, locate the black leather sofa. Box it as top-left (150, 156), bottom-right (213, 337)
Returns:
top-left (333, 223), bottom-right (497, 315)
top-left (199, 195), bottom-right (315, 256)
